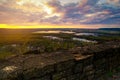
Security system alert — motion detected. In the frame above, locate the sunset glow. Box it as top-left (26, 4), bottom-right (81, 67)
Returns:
top-left (0, 0), bottom-right (120, 28)
top-left (0, 24), bottom-right (90, 29)
top-left (1, 24), bottom-right (119, 29)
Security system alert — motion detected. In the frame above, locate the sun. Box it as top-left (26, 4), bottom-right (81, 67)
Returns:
top-left (42, 3), bottom-right (53, 15)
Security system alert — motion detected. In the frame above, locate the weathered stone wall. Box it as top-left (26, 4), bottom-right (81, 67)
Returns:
top-left (0, 42), bottom-right (120, 80)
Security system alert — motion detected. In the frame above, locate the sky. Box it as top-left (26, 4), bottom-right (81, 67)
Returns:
top-left (0, 0), bottom-right (120, 28)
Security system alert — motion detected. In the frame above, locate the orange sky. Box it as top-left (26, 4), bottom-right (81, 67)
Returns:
top-left (0, 24), bottom-right (89, 29)
top-left (0, 24), bottom-right (119, 29)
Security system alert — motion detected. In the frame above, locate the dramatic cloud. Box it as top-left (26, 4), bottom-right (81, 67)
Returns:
top-left (0, 0), bottom-right (120, 27)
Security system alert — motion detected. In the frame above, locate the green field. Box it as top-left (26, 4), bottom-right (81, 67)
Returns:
top-left (0, 29), bottom-right (120, 59)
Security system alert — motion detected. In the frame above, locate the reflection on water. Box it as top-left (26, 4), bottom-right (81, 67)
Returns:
top-left (43, 36), bottom-right (63, 40)
top-left (34, 31), bottom-right (98, 36)
top-left (33, 31), bottom-right (75, 34)
top-left (33, 31), bottom-right (60, 34)
top-left (75, 33), bottom-right (96, 36)
top-left (73, 37), bottom-right (97, 43)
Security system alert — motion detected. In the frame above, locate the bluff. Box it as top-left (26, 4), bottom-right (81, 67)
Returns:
top-left (0, 41), bottom-right (120, 80)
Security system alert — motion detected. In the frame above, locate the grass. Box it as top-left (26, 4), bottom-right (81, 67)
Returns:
top-left (0, 32), bottom-right (119, 59)
top-left (107, 71), bottom-right (114, 77)
top-left (96, 67), bottom-right (120, 80)
top-left (0, 52), bottom-right (13, 59)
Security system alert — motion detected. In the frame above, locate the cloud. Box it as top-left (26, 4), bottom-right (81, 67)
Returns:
top-left (0, 0), bottom-right (120, 26)
top-left (86, 0), bottom-right (99, 6)
top-left (61, 0), bottom-right (120, 25)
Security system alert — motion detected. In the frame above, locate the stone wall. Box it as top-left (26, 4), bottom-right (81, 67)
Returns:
top-left (0, 42), bottom-right (120, 80)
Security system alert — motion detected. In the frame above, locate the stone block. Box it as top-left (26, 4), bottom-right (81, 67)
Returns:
top-left (52, 69), bottom-right (72, 80)
top-left (23, 65), bottom-right (54, 80)
top-left (74, 62), bottom-right (83, 73)
top-left (83, 56), bottom-right (93, 66)
top-left (34, 75), bottom-right (51, 80)
top-left (55, 60), bottom-right (75, 72)
top-left (83, 65), bottom-right (94, 72)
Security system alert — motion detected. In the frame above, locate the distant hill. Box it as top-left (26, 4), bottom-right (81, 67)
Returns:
top-left (99, 28), bottom-right (120, 31)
